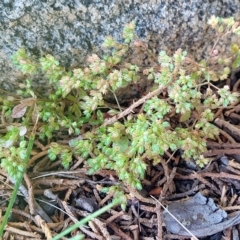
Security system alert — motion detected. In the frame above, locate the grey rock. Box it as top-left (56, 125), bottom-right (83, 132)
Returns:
top-left (162, 192), bottom-right (240, 238)
top-left (1, 0), bottom-right (240, 92)
top-left (163, 192), bottom-right (227, 235)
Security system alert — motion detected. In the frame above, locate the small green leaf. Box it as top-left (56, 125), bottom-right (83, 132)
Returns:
top-left (232, 52), bottom-right (240, 68)
top-left (48, 149), bottom-right (57, 161)
top-left (138, 146), bottom-right (144, 154)
top-left (97, 110), bottom-right (104, 122)
top-left (135, 181), bottom-right (142, 190)
top-left (179, 110), bottom-right (191, 122)
top-left (152, 144), bottom-right (160, 153)
top-left (19, 150), bottom-right (27, 160)
top-left (18, 164), bottom-right (24, 172)
top-left (218, 25), bottom-right (224, 33)
top-left (230, 43), bottom-right (239, 54)
top-left (113, 137), bottom-right (129, 152)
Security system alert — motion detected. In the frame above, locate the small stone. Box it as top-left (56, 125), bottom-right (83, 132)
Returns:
top-left (75, 197), bottom-right (98, 213)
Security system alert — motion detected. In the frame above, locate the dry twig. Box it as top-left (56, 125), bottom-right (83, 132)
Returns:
top-left (24, 173), bottom-right (35, 215)
top-left (103, 87), bottom-right (164, 126)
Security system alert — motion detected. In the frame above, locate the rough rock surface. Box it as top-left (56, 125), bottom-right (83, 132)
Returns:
top-left (1, 0), bottom-right (240, 91)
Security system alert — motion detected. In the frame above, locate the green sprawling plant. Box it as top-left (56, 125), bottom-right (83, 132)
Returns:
top-left (0, 17), bottom-right (240, 205)
top-left (0, 121), bottom-right (37, 236)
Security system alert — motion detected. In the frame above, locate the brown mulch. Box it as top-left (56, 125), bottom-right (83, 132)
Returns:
top-left (2, 71), bottom-right (240, 239)
top-left (3, 140), bottom-right (240, 240)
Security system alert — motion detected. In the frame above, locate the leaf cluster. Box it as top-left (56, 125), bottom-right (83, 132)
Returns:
top-left (1, 17), bottom-right (240, 194)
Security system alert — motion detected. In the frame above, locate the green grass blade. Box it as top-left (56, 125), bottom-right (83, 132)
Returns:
top-left (52, 198), bottom-right (121, 240)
